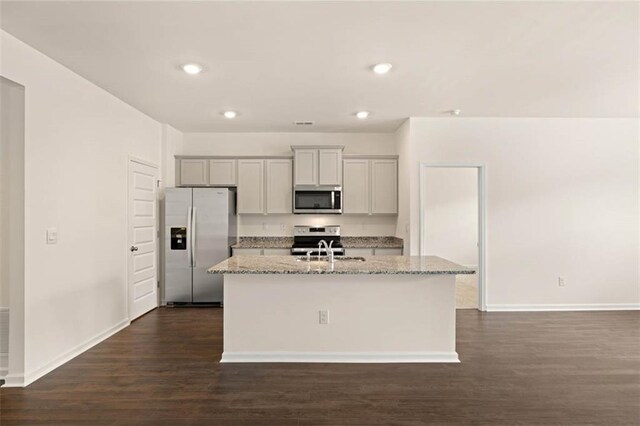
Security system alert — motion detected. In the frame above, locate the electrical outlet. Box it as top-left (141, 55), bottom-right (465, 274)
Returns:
top-left (262, 222), bottom-right (267, 230)
top-left (558, 277), bottom-right (566, 287)
top-left (319, 310), bottom-right (329, 325)
top-left (280, 223), bottom-right (286, 231)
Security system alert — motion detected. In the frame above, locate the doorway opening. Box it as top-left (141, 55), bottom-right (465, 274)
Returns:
top-left (419, 163), bottom-right (487, 311)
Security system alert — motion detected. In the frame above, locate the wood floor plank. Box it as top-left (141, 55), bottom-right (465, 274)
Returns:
top-left (1, 308), bottom-right (638, 425)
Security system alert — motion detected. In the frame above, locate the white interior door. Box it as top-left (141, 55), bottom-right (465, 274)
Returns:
top-left (128, 159), bottom-right (159, 320)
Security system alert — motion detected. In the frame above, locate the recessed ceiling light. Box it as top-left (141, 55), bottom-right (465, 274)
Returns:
top-left (372, 63), bottom-right (393, 74)
top-left (223, 111), bottom-right (237, 119)
top-left (182, 63), bottom-right (203, 75)
top-left (449, 109), bottom-right (461, 116)
top-left (356, 111), bottom-right (370, 119)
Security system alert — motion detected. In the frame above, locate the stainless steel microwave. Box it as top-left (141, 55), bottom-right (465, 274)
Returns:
top-left (293, 186), bottom-right (342, 214)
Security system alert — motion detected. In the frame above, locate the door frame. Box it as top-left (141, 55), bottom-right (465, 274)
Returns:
top-left (419, 163), bottom-right (487, 311)
top-left (127, 156), bottom-right (160, 320)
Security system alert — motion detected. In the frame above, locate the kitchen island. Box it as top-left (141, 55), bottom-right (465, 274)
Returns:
top-left (208, 255), bottom-right (473, 363)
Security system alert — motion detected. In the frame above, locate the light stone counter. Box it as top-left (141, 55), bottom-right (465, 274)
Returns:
top-left (208, 255), bottom-right (472, 275)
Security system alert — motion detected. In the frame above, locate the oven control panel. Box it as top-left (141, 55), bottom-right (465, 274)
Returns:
top-left (294, 226), bottom-right (340, 236)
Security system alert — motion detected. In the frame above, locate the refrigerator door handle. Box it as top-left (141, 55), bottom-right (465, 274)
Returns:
top-left (191, 206), bottom-right (197, 267)
top-left (187, 206), bottom-right (193, 267)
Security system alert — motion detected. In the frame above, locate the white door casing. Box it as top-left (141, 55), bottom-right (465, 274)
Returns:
top-left (128, 159), bottom-right (159, 320)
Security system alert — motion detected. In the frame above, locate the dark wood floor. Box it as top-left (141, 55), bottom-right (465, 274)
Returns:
top-left (1, 308), bottom-right (639, 425)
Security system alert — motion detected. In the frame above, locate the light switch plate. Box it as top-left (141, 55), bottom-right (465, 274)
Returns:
top-left (46, 228), bottom-right (58, 244)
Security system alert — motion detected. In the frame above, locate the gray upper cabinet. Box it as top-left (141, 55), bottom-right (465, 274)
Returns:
top-left (266, 159), bottom-right (293, 214)
top-left (209, 159), bottom-right (237, 186)
top-left (293, 149), bottom-right (318, 186)
top-left (237, 159), bottom-right (265, 214)
top-left (180, 159), bottom-right (208, 186)
top-left (343, 157), bottom-right (398, 215)
top-left (343, 159), bottom-right (370, 214)
top-left (292, 146), bottom-right (344, 187)
top-left (371, 159), bottom-right (398, 214)
top-left (318, 149), bottom-right (343, 185)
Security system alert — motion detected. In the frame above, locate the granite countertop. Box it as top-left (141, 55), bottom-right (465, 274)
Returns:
top-left (341, 236), bottom-right (403, 248)
top-left (208, 255), bottom-right (473, 275)
top-left (231, 237), bottom-right (293, 249)
top-left (231, 236), bottom-right (403, 249)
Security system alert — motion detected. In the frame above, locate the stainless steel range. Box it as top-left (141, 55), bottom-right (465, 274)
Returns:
top-left (291, 225), bottom-right (345, 256)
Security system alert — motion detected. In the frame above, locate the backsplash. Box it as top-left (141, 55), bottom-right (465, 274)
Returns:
top-left (238, 214), bottom-right (398, 237)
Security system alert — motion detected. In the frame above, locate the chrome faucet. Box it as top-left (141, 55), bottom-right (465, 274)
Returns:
top-left (318, 240), bottom-right (335, 263)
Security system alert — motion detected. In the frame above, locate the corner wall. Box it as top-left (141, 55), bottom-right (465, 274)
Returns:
top-left (1, 30), bottom-right (163, 385)
top-left (400, 117), bottom-right (639, 309)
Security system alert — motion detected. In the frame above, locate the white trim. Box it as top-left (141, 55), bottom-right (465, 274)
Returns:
top-left (17, 319), bottom-right (130, 387)
top-left (419, 162), bottom-right (488, 311)
top-left (2, 373), bottom-right (25, 387)
top-left (128, 155), bottom-right (159, 169)
top-left (486, 304), bottom-right (640, 312)
top-left (221, 351), bottom-right (460, 363)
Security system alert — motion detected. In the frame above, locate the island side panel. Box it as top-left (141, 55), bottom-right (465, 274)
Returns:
top-left (222, 273), bottom-right (457, 363)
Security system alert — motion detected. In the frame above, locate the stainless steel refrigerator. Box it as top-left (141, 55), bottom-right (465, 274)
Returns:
top-left (164, 188), bottom-right (237, 305)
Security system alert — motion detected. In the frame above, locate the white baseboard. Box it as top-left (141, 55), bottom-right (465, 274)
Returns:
top-left (486, 303), bottom-right (640, 312)
top-left (18, 318), bottom-right (130, 387)
top-left (2, 373), bottom-right (25, 387)
top-left (221, 351), bottom-right (460, 363)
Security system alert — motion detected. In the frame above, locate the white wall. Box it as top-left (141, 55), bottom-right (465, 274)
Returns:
top-left (401, 117), bottom-right (639, 309)
top-left (0, 31), bottom-right (163, 385)
top-left (182, 132), bottom-right (399, 237)
top-left (422, 167), bottom-right (477, 267)
top-left (182, 132), bottom-right (396, 156)
top-left (161, 124), bottom-right (183, 192)
top-left (394, 120), bottom-right (412, 253)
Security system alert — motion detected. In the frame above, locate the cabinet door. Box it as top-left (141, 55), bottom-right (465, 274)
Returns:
top-left (237, 160), bottom-right (264, 214)
top-left (371, 159), bottom-right (398, 214)
top-left (344, 248), bottom-right (374, 257)
top-left (180, 159), bottom-right (208, 186)
top-left (294, 149), bottom-right (317, 186)
top-left (318, 149), bottom-right (343, 186)
top-left (209, 159), bottom-right (237, 186)
top-left (266, 159), bottom-right (293, 214)
top-left (374, 248), bottom-right (403, 256)
top-left (342, 159), bottom-right (370, 214)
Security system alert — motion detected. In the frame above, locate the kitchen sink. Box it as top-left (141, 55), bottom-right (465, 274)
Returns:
top-left (295, 256), bottom-right (366, 262)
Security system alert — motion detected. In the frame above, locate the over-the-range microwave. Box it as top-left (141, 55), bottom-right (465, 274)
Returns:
top-left (293, 186), bottom-right (342, 214)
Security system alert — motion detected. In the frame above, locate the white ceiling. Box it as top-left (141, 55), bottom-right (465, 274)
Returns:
top-left (1, 1), bottom-right (638, 132)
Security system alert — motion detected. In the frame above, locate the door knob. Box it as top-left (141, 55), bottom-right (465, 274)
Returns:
top-left (130, 246), bottom-right (139, 252)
